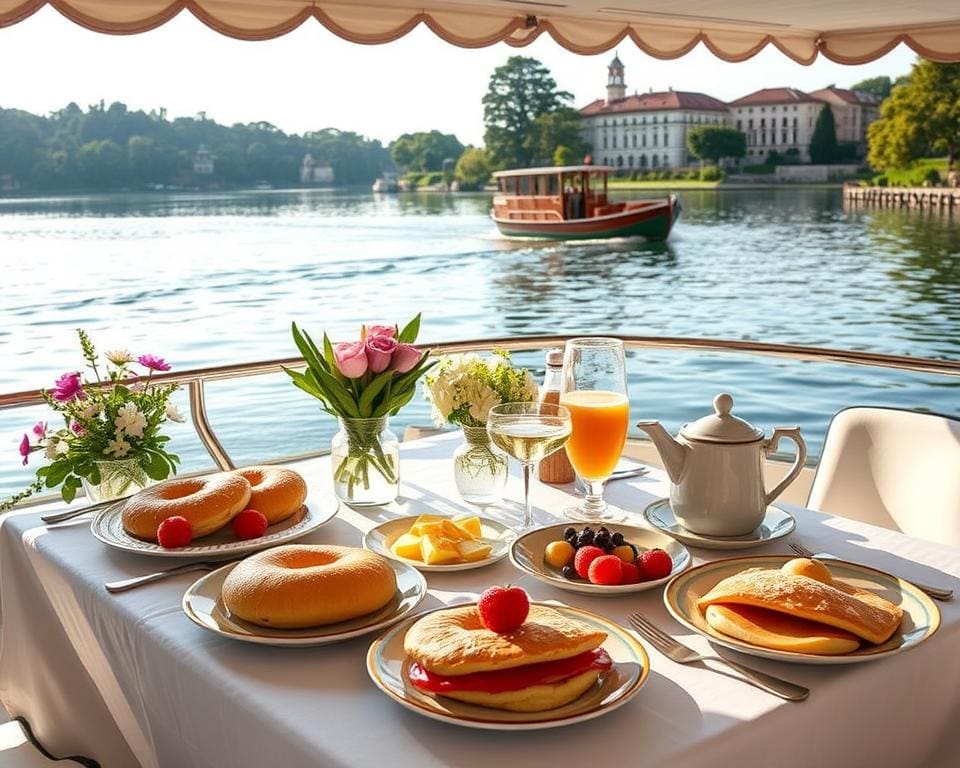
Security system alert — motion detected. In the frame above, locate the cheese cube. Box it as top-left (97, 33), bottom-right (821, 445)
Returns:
top-left (455, 540), bottom-right (492, 562)
top-left (391, 532), bottom-right (423, 560)
top-left (421, 534), bottom-right (461, 565)
top-left (453, 515), bottom-right (482, 539)
top-left (410, 515), bottom-right (443, 535)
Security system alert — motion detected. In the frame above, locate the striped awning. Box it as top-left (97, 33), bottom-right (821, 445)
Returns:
top-left (1, 1), bottom-right (958, 64)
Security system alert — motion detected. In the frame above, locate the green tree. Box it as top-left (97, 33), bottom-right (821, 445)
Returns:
top-left (482, 56), bottom-right (573, 169)
top-left (850, 76), bottom-right (893, 99)
top-left (809, 105), bottom-right (839, 164)
top-left (686, 126), bottom-right (746, 164)
top-left (454, 147), bottom-right (491, 190)
top-left (390, 130), bottom-right (464, 173)
top-left (553, 145), bottom-right (577, 166)
top-left (526, 107), bottom-right (589, 166)
top-left (867, 61), bottom-right (960, 170)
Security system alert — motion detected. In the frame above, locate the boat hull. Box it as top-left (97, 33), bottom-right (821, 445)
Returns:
top-left (493, 195), bottom-right (680, 241)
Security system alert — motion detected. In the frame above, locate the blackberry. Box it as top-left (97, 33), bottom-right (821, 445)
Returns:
top-left (575, 532), bottom-right (594, 548)
top-left (561, 565), bottom-right (577, 579)
top-left (597, 526), bottom-right (610, 535)
top-left (594, 532), bottom-right (612, 550)
top-left (611, 532), bottom-right (625, 546)
top-left (563, 527), bottom-right (577, 541)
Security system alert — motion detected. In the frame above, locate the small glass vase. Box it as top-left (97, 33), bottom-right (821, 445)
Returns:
top-left (331, 416), bottom-right (400, 507)
top-left (81, 456), bottom-right (154, 503)
top-left (453, 425), bottom-right (508, 505)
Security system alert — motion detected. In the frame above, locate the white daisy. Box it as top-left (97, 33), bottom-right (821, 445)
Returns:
top-left (165, 402), bottom-right (186, 423)
top-left (105, 434), bottom-right (131, 457)
top-left (105, 349), bottom-right (134, 365)
top-left (114, 402), bottom-right (147, 438)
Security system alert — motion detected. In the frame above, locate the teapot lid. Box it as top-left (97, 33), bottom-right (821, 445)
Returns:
top-left (680, 394), bottom-right (763, 443)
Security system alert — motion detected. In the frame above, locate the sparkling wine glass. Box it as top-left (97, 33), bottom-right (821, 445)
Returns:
top-left (487, 402), bottom-right (572, 529)
top-left (560, 338), bottom-right (629, 522)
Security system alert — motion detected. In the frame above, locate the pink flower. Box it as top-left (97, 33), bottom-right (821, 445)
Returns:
top-left (32, 421), bottom-right (47, 438)
top-left (365, 324), bottom-right (396, 340)
top-left (70, 420), bottom-right (85, 436)
top-left (19, 434), bottom-right (30, 465)
top-left (51, 372), bottom-right (83, 401)
top-left (138, 354), bottom-right (171, 372)
top-left (365, 335), bottom-right (397, 374)
top-left (333, 341), bottom-right (368, 379)
top-left (391, 343), bottom-right (421, 373)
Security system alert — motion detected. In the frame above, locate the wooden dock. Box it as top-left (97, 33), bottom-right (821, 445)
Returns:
top-left (843, 184), bottom-right (960, 211)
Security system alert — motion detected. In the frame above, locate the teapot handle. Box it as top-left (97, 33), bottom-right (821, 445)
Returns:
top-left (763, 427), bottom-right (807, 506)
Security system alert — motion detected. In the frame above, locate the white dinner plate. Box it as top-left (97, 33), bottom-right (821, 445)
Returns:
top-left (509, 523), bottom-right (690, 596)
top-left (664, 555), bottom-right (941, 665)
top-left (362, 515), bottom-right (515, 572)
top-left (91, 493), bottom-right (339, 558)
top-left (366, 602), bottom-right (649, 729)
top-left (643, 498), bottom-right (795, 550)
top-left (182, 558), bottom-right (426, 646)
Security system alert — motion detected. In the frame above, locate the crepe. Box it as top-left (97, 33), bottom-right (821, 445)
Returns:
top-left (697, 559), bottom-right (903, 645)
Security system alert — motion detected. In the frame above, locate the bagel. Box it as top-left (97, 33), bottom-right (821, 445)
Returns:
top-left (405, 605), bottom-right (611, 712)
top-left (221, 545), bottom-right (396, 629)
top-left (232, 466), bottom-right (307, 525)
top-left (121, 474), bottom-right (251, 541)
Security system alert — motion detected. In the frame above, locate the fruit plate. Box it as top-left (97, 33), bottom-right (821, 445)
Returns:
top-left (362, 515), bottom-right (515, 572)
top-left (643, 498), bottom-right (795, 550)
top-left (91, 493), bottom-right (338, 558)
top-left (664, 555), bottom-right (941, 665)
top-left (366, 602), bottom-right (649, 730)
top-left (509, 523), bottom-right (690, 596)
top-left (182, 558), bottom-right (426, 646)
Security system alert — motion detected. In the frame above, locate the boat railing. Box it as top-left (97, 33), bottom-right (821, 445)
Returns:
top-left (503, 209), bottom-right (563, 221)
top-left (2, 336), bottom-right (958, 507)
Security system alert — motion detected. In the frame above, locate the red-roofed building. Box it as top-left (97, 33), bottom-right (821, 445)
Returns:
top-left (729, 88), bottom-right (827, 162)
top-left (579, 55), bottom-right (730, 171)
top-left (809, 87), bottom-right (881, 156)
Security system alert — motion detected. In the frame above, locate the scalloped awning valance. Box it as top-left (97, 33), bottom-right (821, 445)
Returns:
top-left (1, 1), bottom-right (959, 64)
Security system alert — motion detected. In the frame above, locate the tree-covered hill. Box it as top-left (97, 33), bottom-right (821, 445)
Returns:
top-left (0, 101), bottom-right (393, 191)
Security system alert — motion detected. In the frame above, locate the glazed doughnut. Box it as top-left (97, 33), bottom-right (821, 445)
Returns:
top-left (121, 474), bottom-right (251, 541)
top-left (232, 466), bottom-right (307, 525)
top-left (221, 545), bottom-right (396, 629)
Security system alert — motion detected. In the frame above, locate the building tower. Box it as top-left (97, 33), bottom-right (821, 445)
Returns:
top-left (606, 53), bottom-right (626, 103)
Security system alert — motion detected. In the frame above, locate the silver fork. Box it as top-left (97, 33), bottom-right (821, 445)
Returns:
top-left (788, 542), bottom-right (953, 601)
top-left (574, 466), bottom-right (648, 493)
top-left (105, 560), bottom-right (230, 593)
top-left (627, 613), bottom-right (809, 701)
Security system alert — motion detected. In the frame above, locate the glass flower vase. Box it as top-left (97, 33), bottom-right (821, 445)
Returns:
top-left (82, 456), bottom-right (155, 503)
top-left (331, 417), bottom-right (400, 506)
top-left (453, 425), bottom-right (508, 505)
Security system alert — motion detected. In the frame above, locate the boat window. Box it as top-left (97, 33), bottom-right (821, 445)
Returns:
top-left (518, 176), bottom-right (531, 195)
top-left (536, 175), bottom-right (551, 196)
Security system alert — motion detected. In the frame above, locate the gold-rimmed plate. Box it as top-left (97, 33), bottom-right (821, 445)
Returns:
top-left (182, 558), bottom-right (426, 646)
top-left (362, 515), bottom-right (515, 572)
top-left (643, 499), bottom-right (795, 550)
top-left (509, 523), bottom-right (690, 595)
top-left (366, 603), bottom-right (649, 730)
top-left (91, 493), bottom-right (338, 558)
top-left (664, 555), bottom-right (941, 665)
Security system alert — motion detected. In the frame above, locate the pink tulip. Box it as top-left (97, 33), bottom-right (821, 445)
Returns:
top-left (19, 434), bottom-right (30, 466)
top-left (333, 341), bottom-right (368, 378)
top-left (51, 372), bottom-right (83, 401)
top-left (138, 354), bottom-right (171, 372)
top-left (365, 324), bottom-right (396, 340)
top-left (365, 335), bottom-right (397, 374)
top-left (32, 421), bottom-right (47, 438)
top-left (391, 343), bottom-right (421, 373)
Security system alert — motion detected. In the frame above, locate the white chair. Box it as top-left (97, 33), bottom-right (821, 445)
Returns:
top-left (807, 407), bottom-right (960, 547)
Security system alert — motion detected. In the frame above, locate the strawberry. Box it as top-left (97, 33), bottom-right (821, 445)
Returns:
top-left (638, 548), bottom-right (673, 581)
top-left (157, 516), bottom-right (193, 548)
top-left (588, 555), bottom-right (623, 585)
top-left (619, 560), bottom-right (640, 584)
top-left (478, 585), bottom-right (530, 634)
top-left (574, 545), bottom-right (605, 579)
top-left (232, 508), bottom-right (268, 540)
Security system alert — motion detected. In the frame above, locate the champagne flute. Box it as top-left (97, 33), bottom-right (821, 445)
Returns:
top-left (487, 402), bottom-right (572, 529)
top-left (560, 338), bottom-right (629, 522)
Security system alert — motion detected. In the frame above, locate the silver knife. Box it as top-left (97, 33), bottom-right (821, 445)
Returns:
top-left (41, 495), bottom-right (133, 524)
top-left (105, 560), bottom-right (233, 593)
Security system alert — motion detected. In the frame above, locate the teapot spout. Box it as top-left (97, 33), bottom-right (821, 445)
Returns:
top-left (635, 420), bottom-right (688, 485)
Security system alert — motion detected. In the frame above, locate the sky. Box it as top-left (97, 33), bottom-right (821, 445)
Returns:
top-left (0, 7), bottom-right (917, 146)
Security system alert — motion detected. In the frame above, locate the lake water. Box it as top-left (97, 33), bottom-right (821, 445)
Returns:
top-left (1, 187), bottom-right (958, 499)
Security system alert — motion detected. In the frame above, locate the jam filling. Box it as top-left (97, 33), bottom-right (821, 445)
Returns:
top-left (409, 648), bottom-right (612, 694)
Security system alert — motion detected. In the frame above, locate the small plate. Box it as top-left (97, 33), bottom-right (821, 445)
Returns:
top-left (509, 523), bottom-right (690, 595)
top-left (366, 603), bottom-right (649, 729)
top-left (182, 558), bottom-right (426, 646)
top-left (664, 555), bottom-right (941, 665)
top-left (643, 498), bottom-right (795, 550)
top-left (92, 494), bottom-right (339, 558)
top-left (362, 515), bottom-right (515, 572)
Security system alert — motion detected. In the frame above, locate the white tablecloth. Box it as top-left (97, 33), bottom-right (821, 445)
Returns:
top-left (2, 432), bottom-right (959, 768)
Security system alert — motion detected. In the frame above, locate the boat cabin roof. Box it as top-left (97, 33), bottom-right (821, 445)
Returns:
top-left (492, 165), bottom-right (614, 178)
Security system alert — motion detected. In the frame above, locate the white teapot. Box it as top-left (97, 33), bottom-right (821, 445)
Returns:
top-left (637, 394), bottom-right (806, 536)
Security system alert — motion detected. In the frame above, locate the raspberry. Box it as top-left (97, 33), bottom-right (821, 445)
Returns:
top-left (588, 555), bottom-right (623, 585)
top-left (157, 516), bottom-right (193, 548)
top-left (478, 585), bottom-right (530, 633)
top-left (574, 545), bottom-right (605, 578)
top-left (638, 548), bottom-right (673, 581)
top-left (232, 508), bottom-right (268, 540)
top-left (619, 560), bottom-right (640, 584)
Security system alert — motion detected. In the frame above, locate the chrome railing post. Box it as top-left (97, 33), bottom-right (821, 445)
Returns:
top-left (188, 379), bottom-right (235, 471)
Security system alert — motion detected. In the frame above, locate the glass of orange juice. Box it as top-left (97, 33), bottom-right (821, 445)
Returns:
top-left (560, 338), bottom-right (629, 521)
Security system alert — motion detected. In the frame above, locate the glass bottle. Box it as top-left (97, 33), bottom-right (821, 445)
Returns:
top-left (538, 348), bottom-right (576, 484)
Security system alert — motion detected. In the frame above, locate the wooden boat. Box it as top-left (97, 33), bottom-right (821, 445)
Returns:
top-left (491, 165), bottom-right (680, 241)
